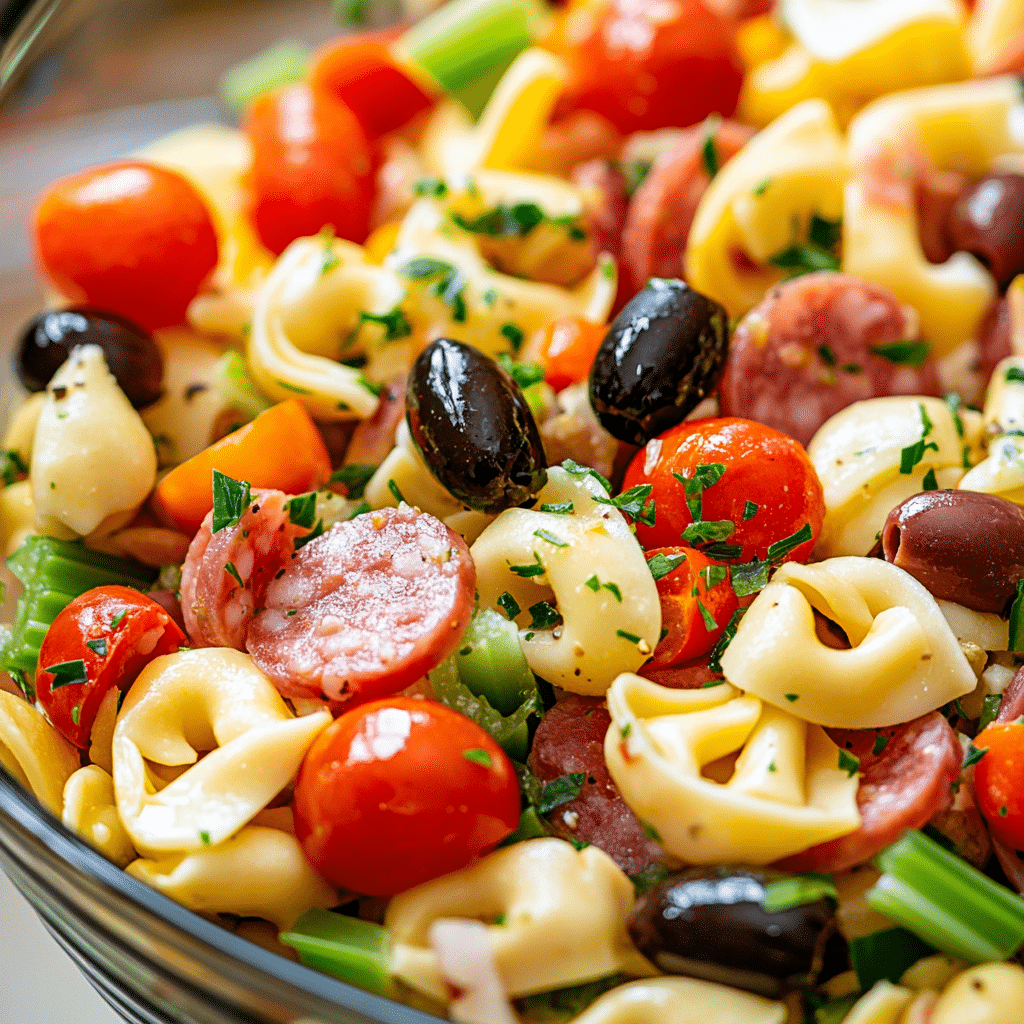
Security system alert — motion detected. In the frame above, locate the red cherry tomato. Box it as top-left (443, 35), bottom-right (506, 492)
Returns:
top-left (244, 82), bottom-right (375, 255)
top-left (547, 0), bottom-right (744, 134)
top-left (33, 160), bottom-right (219, 332)
top-left (533, 315), bottom-right (607, 392)
top-left (973, 721), bottom-right (1024, 850)
top-left (309, 28), bottom-right (434, 138)
top-left (37, 585), bottom-right (188, 748)
top-left (645, 547), bottom-right (739, 668)
top-left (294, 697), bottom-right (520, 895)
top-left (622, 417), bottom-right (825, 564)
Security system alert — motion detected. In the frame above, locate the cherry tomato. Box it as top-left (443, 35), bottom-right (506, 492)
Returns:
top-left (973, 721), bottom-right (1024, 850)
top-left (294, 697), bottom-right (520, 895)
top-left (37, 585), bottom-right (188, 748)
top-left (33, 160), bottom-right (219, 332)
top-left (645, 547), bottom-right (739, 668)
top-left (309, 28), bottom-right (434, 138)
top-left (532, 315), bottom-right (607, 393)
top-left (244, 83), bottom-right (374, 255)
top-left (547, 0), bottom-right (744, 134)
top-left (622, 417), bottom-right (825, 563)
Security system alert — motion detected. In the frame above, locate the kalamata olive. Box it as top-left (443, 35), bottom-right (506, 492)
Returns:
top-left (628, 867), bottom-right (838, 998)
top-left (406, 337), bottom-right (547, 513)
top-left (588, 278), bottom-right (729, 445)
top-left (882, 490), bottom-right (1024, 614)
top-left (946, 173), bottom-right (1024, 291)
top-left (16, 307), bottom-right (163, 408)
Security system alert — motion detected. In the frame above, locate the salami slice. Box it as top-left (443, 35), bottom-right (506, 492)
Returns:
top-left (246, 506), bottom-right (475, 705)
top-left (776, 711), bottom-right (961, 873)
top-left (719, 273), bottom-right (942, 447)
top-left (529, 694), bottom-right (664, 875)
top-left (179, 489), bottom-right (299, 650)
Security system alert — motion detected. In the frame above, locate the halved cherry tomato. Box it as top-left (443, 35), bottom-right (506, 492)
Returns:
top-left (622, 417), bottom-right (825, 563)
top-left (294, 696), bottom-right (520, 895)
top-left (309, 28), bottom-right (434, 138)
top-left (37, 585), bottom-right (187, 748)
top-left (33, 160), bottom-right (219, 331)
top-left (645, 547), bottom-right (738, 668)
top-left (243, 83), bottom-right (374, 255)
top-left (973, 721), bottom-right (1024, 850)
top-left (547, 0), bottom-right (744, 134)
top-left (532, 315), bottom-right (607, 393)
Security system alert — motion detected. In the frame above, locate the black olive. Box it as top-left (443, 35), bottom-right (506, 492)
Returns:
top-left (628, 867), bottom-right (838, 998)
top-left (16, 307), bottom-right (163, 408)
top-left (589, 278), bottom-right (729, 445)
top-left (406, 337), bottom-right (547, 513)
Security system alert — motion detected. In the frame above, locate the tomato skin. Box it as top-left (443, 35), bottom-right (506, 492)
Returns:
top-left (534, 315), bottom-right (607, 393)
top-left (294, 697), bottom-right (520, 895)
top-left (973, 722), bottom-right (1024, 849)
top-left (548, 0), bottom-right (744, 134)
top-left (33, 160), bottom-right (218, 332)
top-left (37, 585), bottom-right (188, 748)
top-left (622, 417), bottom-right (825, 563)
top-left (244, 83), bottom-right (374, 256)
top-left (646, 547), bottom-right (738, 668)
top-left (309, 29), bottom-right (434, 138)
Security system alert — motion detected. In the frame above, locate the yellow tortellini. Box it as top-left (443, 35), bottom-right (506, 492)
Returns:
top-left (685, 99), bottom-right (848, 318)
top-left (808, 395), bottom-right (982, 558)
top-left (63, 765), bottom-right (136, 868)
top-left (959, 356), bottom-right (1024, 502)
top-left (720, 558), bottom-right (976, 728)
top-left (603, 675), bottom-right (861, 865)
top-left (471, 466), bottom-right (661, 694)
top-left (740, 0), bottom-right (969, 129)
top-left (31, 345), bottom-right (157, 540)
top-left (0, 690), bottom-right (80, 816)
top-left (385, 837), bottom-right (653, 1002)
top-left (112, 648), bottom-right (330, 855)
top-left (843, 76), bottom-right (1024, 357)
top-left (569, 977), bottom-right (787, 1024)
top-left (127, 825), bottom-right (336, 930)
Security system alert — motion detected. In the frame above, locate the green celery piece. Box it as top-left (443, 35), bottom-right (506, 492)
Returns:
top-left (398, 0), bottom-right (548, 96)
top-left (501, 805), bottom-right (550, 846)
top-left (219, 39), bottom-right (310, 114)
top-left (429, 656), bottom-right (535, 761)
top-left (867, 830), bottom-right (1024, 963)
top-left (279, 909), bottom-right (394, 997)
top-left (456, 608), bottom-right (538, 717)
top-left (214, 350), bottom-right (272, 421)
top-left (1, 536), bottom-right (156, 675)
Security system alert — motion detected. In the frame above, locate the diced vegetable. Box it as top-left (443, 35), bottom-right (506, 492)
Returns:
top-left (220, 39), bottom-right (309, 114)
top-left (455, 608), bottom-right (538, 717)
top-left (866, 830), bottom-right (1024, 964)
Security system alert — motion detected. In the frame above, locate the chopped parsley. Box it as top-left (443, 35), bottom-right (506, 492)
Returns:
top-left (538, 772), bottom-right (585, 814)
top-left (700, 115), bottom-right (721, 179)
top-left (674, 462), bottom-right (725, 521)
top-left (838, 750), bottom-right (860, 777)
top-left (922, 467), bottom-right (939, 490)
top-left (540, 502), bottom-right (574, 515)
top-left (961, 741), bottom-right (987, 769)
top-left (707, 608), bottom-right (744, 673)
top-left (293, 519), bottom-right (325, 551)
top-left (753, 178), bottom-right (773, 196)
top-left (561, 459), bottom-right (611, 494)
top-left (224, 561), bottom-right (244, 588)
top-left (1006, 367), bottom-right (1024, 383)
top-left (211, 470), bottom-right (252, 534)
top-left (500, 322), bottom-right (524, 352)
top-left (200, 830), bottom-right (212, 846)
top-left (742, 500), bottom-right (759, 521)
top-left (616, 629), bottom-right (642, 644)
top-left (85, 638), bottom-right (108, 657)
top-left (784, 693), bottom-right (799, 702)
top-left (533, 528), bottom-right (567, 548)
top-left (870, 340), bottom-right (931, 367)
top-left (1007, 579), bottom-right (1024, 652)
top-left (463, 748), bottom-right (493, 768)
top-left (44, 659), bottom-right (89, 689)
top-left (412, 175), bottom-right (448, 198)
top-left (329, 463), bottom-right (376, 499)
top-left (498, 354), bottom-right (546, 390)
top-left (979, 693), bottom-right (1003, 732)
top-left (899, 403), bottom-right (939, 475)
top-left (356, 306), bottom-right (412, 343)
top-left (593, 483), bottom-right (656, 526)
top-left (872, 733), bottom-right (889, 756)
top-left (767, 213), bottom-right (842, 279)
top-left (528, 601), bottom-right (561, 630)
top-left (682, 519), bottom-right (735, 544)
top-left (110, 609), bottom-right (127, 629)
top-left (497, 592), bottom-right (521, 620)
top-left (762, 875), bottom-right (838, 914)
top-left (287, 492), bottom-right (318, 529)
top-left (387, 478), bottom-right (406, 504)
top-left (401, 256), bottom-right (468, 322)
top-left (0, 449), bottom-right (27, 487)
top-left (699, 564), bottom-right (728, 590)
top-left (509, 552), bottom-right (545, 577)
top-left (697, 600), bottom-right (717, 631)
top-left (648, 552), bottom-right (687, 581)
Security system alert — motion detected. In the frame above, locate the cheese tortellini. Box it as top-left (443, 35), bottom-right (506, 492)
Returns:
top-left (32, 345), bottom-right (157, 540)
top-left (471, 466), bottom-right (661, 694)
top-left (603, 675), bottom-right (861, 865)
top-left (385, 837), bottom-right (653, 1002)
top-left (720, 558), bottom-right (976, 728)
top-left (112, 648), bottom-right (330, 854)
top-left (960, 356), bottom-right (1024, 502)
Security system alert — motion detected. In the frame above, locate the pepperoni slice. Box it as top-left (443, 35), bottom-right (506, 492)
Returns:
top-left (246, 506), bottom-right (475, 705)
top-left (179, 489), bottom-right (301, 650)
top-left (619, 119), bottom-right (754, 300)
top-left (719, 272), bottom-right (942, 447)
top-left (528, 694), bottom-right (664, 875)
top-left (776, 711), bottom-right (961, 873)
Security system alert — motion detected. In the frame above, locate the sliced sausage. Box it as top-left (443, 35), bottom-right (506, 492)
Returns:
top-left (528, 694), bottom-right (665, 875)
top-left (719, 272), bottom-right (942, 447)
top-left (179, 489), bottom-right (302, 650)
top-left (640, 661), bottom-right (725, 690)
top-left (619, 119), bottom-right (755, 300)
top-left (996, 665), bottom-right (1024, 724)
top-left (572, 158), bottom-right (628, 263)
top-left (342, 374), bottom-right (406, 470)
top-left (776, 711), bottom-right (961, 873)
top-left (246, 506), bottom-right (475, 705)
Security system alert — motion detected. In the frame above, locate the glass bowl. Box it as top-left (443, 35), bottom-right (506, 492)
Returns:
top-left (0, 3), bottom-right (439, 1021)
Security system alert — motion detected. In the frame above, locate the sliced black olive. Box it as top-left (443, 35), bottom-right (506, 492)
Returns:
top-left (16, 307), bottom-right (163, 408)
top-left (589, 278), bottom-right (729, 445)
top-left (406, 337), bottom-right (547, 513)
top-left (628, 867), bottom-right (838, 998)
